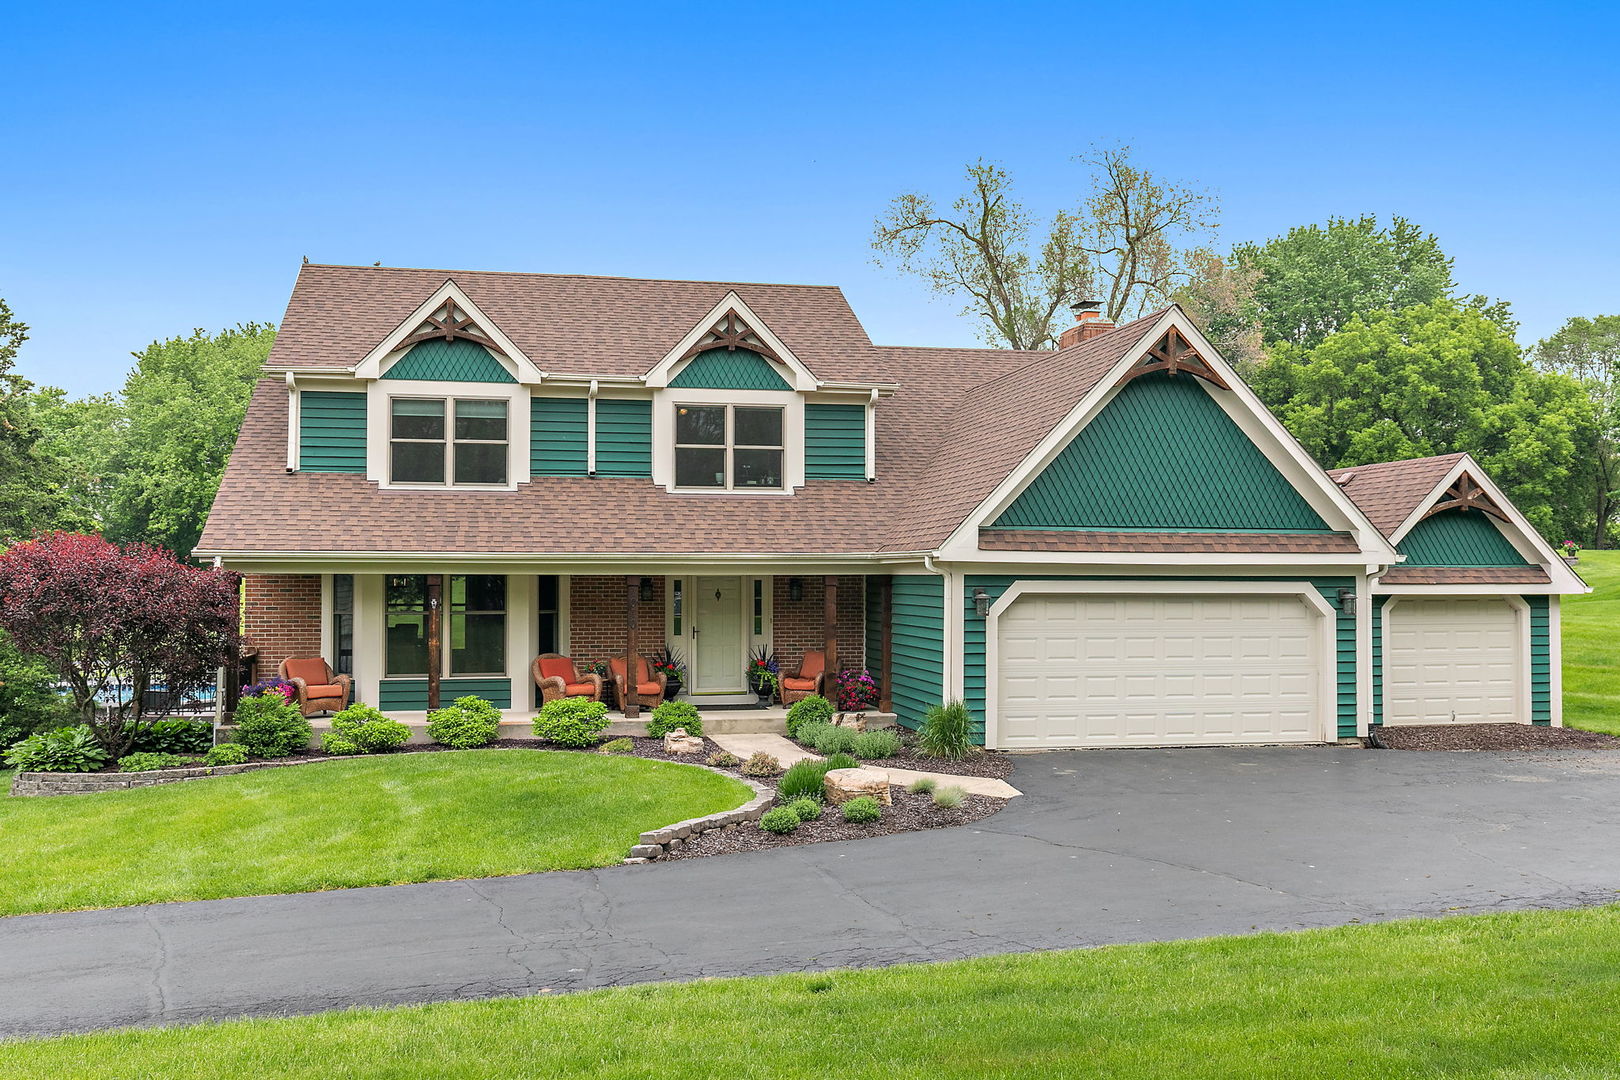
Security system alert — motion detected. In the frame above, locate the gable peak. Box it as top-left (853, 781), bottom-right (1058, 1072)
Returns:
top-left (398, 296), bottom-right (507, 359)
top-left (679, 308), bottom-right (784, 365)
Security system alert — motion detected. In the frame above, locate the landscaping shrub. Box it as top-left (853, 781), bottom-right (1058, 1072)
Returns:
top-left (785, 695), bottom-right (834, 738)
top-left (0, 630), bottom-right (72, 752)
top-left (599, 737), bottom-right (634, 754)
top-left (117, 751), bottom-right (192, 772)
top-left (126, 717), bottom-right (213, 756)
top-left (777, 758), bottom-right (832, 800)
top-left (740, 751), bottom-right (781, 777)
top-left (917, 700), bottom-right (977, 762)
top-left (787, 797), bottom-right (823, 822)
top-left (647, 700), bottom-right (702, 738)
top-left (933, 785), bottom-right (967, 809)
top-left (204, 743), bottom-right (248, 766)
top-left (231, 691), bottom-right (313, 758)
top-left (907, 776), bottom-right (937, 795)
top-left (826, 752), bottom-right (858, 771)
top-left (810, 723), bottom-right (859, 756)
top-left (759, 806), bottom-right (800, 834)
top-left (851, 729), bottom-right (901, 760)
top-left (533, 697), bottom-right (610, 747)
top-left (2, 725), bottom-right (111, 772)
top-left (793, 720), bottom-right (830, 747)
top-left (841, 796), bottom-right (882, 824)
top-left (425, 695), bottom-right (502, 749)
top-left (706, 750), bottom-right (741, 768)
top-left (322, 704), bottom-right (410, 756)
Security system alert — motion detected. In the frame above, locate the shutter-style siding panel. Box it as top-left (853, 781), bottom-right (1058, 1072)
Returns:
top-left (382, 340), bottom-right (515, 383)
top-left (377, 677), bottom-right (513, 711)
top-left (670, 348), bottom-right (791, 390)
top-left (595, 399), bottom-right (652, 478)
top-left (805, 403), bottom-right (866, 479)
top-left (1527, 595), bottom-right (1551, 725)
top-left (531, 397), bottom-right (588, 477)
top-left (1399, 511), bottom-right (1531, 566)
top-left (1316, 582), bottom-right (1358, 738)
top-left (992, 373), bottom-right (1331, 532)
top-left (299, 391), bottom-right (367, 473)
top-left (1372, 595), bottom-right (1388, 726)
top-left (889, 575), bottom-right (945, 734)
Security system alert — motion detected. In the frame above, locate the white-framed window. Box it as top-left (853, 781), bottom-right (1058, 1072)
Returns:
top-left (389, 396), bottom-right (508, 486)
top-left (673, 404), bottom-right (784, 490)
top-left (384, 574), bottom-right (508, 677)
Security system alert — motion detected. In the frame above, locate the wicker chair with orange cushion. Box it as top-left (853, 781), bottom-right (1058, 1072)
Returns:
top-left (780, 649), bottom-right (826, 706)
top-left (608, 654), bottom-right (667, 712)
top-left (531, 653), bottom-right (604, 705)
top-left (278, 657), bottom-right (353, 718)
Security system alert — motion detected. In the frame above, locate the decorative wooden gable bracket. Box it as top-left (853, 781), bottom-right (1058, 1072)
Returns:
top-left (395, 300), bottom-right (509, 358)
top-left (1421, 471), bottom-right (1510, 522)
top-left (1117, 327), bottom-right (1231, 391)
top-left (677, 310), bottom-right (784, 364)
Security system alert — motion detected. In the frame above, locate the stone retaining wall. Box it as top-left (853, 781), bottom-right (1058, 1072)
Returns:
top-left (623, 767), bottom-right (775, 863)
top-left (8, 756), bottom-right (348, 797)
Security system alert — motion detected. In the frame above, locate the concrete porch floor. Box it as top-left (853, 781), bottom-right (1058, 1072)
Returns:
top-left (296, 707), bottom-right (898, 744)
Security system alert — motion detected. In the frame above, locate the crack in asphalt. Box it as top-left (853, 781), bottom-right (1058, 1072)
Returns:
top-left (461, 880), bottom-right (540, 984)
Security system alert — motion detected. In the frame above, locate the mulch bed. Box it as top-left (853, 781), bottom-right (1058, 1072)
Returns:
top-left (665, 786), bottom-right (1003, 859)
top-left (1372, 724), bottom-right (1620, 752)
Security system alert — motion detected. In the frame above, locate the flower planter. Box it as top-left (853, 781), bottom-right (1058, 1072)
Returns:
top-left (1563, 555), bottom-right (1580, 566)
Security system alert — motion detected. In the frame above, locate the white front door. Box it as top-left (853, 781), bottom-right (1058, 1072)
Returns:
top-left (691, 576), bottom-right (746, 695)
top-left (1384, 598), bottom-right (1522, 724)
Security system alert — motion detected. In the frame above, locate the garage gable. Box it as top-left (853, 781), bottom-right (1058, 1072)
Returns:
top-left (1399, 509), bottom-right (1533, 567)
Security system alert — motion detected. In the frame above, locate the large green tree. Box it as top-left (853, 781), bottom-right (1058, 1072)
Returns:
top-left (0, 299), bottom-right (94, 541)
top-left (1533, 315), bottom-right (1620, 546)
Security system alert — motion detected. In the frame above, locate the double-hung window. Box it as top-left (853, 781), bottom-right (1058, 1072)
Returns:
top-left (674, 404), bottom-right (783, 490)
top-left (390, 397), bottom-right (508, 485)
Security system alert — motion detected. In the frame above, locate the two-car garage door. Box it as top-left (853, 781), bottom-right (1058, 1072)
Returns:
top-left (995, 592), bottom-right (1325, 749)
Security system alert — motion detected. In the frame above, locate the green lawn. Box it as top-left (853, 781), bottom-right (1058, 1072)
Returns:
top-left (1562, 549), bottom-right (1620, 735)
top-left (0, 750), bottom-right (748, 917)
top-left (4, 906), bottom-right (1620, 1078)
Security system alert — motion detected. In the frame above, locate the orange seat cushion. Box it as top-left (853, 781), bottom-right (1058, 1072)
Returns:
top-left (611, 657), bottom-right (654, 683)
top-left (305, 684), bottom-right (345, 698)
top-left (284, 658), bottom-right (330, 685)
top-left (797, 651), bottom-right (825, 680)
top-left (782, 676), bottom-right (818, 691)
top-left (633, 681), bottom-right (660, 696)
top-left (564, 681), bottom-right (597, 697)
top-left (538, 657), bottom-right (576, 682)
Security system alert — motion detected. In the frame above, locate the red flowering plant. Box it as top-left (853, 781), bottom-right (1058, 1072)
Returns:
top-left (0, 532), bottom-right (240, 758)
top-left (649, 648), bottom-right (686, 684)
top-left (242, 678), bottom-right (297, 702)
top-left (836, 668), bottom-right (879, 711)
top-left (746, 648), bottom-right (780, 698)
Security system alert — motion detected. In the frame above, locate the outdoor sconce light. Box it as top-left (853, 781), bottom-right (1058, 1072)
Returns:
top-left (639, 577), bottom-right (654, 602)
top-left (973, 588), bottom-right (991, 618)
top-left (1337, 588), bottom-right (1357, 616)
top-left (789, 578), bottom-right (803, 602)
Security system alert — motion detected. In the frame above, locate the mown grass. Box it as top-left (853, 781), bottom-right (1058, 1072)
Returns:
top-left (1562, 548), bottom-right (1620, 735)
top-left (5, 906), bottom-right (1620, 1078)
top-left (0, 750), bottom-right (748, 916)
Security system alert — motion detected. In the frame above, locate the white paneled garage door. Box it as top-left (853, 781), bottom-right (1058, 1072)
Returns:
top-left (1384, 598), bottom-right (1522, 725)
top-left (994, 592), bottom-right (1325, 749)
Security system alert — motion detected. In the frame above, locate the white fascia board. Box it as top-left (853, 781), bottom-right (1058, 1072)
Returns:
top-left (642, 291), bottom-right (817, 391)
top-left (353, 278), bottom-right (545, 384)
top-left (938, 546), bottom-right (1380, 569)
top-left (205, 552), bottom-right (938, 574)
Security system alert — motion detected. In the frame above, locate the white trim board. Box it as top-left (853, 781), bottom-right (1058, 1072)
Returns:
top-left (1379, 595), bottom-right (1532, 726)
top-left (643, 292), bottom-right (817, 391)
top-left (353, 279), bottom-right (544, 384)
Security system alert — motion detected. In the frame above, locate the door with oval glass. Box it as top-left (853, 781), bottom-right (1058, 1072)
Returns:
top-left (691, 576), bottom-right (746, 696)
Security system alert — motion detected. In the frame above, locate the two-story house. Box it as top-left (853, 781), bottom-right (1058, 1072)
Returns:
top-left (196, 263), bottom-right (1586, 747)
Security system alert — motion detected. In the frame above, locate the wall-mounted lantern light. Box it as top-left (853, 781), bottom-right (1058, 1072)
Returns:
top-left (639, 577), bottom-right (654, 602)
top-left (973, 588), bottom-right (991, 618)
top-left (789, 578), bottom-right (803, 602)
top-left (1337, 588), bottom-right (1357, 617)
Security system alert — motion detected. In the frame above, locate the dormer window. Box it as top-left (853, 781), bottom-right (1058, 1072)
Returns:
top-left (390, 396), bottom-right (508, 485)
top-left (674, 404), bottom-right (783, 490)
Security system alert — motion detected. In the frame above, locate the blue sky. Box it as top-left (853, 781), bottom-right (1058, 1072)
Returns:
top-left (4, 1), bottom-right (1616, 395)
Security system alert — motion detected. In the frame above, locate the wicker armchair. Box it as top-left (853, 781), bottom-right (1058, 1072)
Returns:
top-left (609, 654), bottom-right (667, 711)
top-left (780, 650), bottom-right (826, 706)
top-left (278, 657), bottom-right (352, 718)
top-left (531, 653), bottom-right (604, 705)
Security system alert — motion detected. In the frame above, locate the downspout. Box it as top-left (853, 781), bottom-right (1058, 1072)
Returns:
top-left (922, 553), bottom-right (957, 706)
top-left (284, 372), bottom-right (298, 472)
top-left (865, 388), bottom-right (878, 482)
top-left (586, 379), bottom-right (599, 476)
top-left (1362, 554), bottom-right (1401, 748)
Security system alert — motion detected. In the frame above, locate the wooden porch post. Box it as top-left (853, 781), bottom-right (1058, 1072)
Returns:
top-left (879, 576), bottom-right (894, 714)
top-left (823, 575), bottom-right (839, 706)
top-left (624, 576), bottom-right (640, 719)
top-left (425, 574), bottom-right (443, 711)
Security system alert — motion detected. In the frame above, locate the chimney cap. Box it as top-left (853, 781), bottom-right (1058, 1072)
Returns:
top-left (1070, 299), bottom-right (1102, 315)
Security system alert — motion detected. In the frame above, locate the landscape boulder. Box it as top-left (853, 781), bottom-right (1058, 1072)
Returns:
top-left (824, 766), bottom-right (891, 806)
top-left (831, 713), bottom-right (867, 732)
top-left (662, 728), bottom-right (703, 755)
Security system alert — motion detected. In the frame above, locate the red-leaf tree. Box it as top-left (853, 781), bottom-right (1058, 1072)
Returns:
top-left (0, 532), bottom-right (239, 756)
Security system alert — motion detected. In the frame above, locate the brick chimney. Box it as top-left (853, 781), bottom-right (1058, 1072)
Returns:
top-left (1058, 300), bottom-right (1114, 349)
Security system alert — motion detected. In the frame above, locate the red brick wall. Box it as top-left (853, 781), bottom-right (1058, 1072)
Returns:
top-left (242, 573), bottom-right (322, 679)
top-left (569, 575), bottom-right (667, 664)
top-left (772, 575), bottom-right (865, 673)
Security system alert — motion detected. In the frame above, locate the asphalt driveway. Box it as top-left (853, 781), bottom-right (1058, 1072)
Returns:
top-left (5, 745), bottom-right (1620, 1038)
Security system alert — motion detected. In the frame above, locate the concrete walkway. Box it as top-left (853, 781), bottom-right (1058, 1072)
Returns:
top-left (707, 732), bottom-right (1022, 798)
top-left (5, 746), bottom-right (1620, 1038)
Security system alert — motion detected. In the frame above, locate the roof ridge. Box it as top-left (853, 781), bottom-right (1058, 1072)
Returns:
top-left (1328, 451), bottom-right (1467, 475)
top-left (961, 308), bottom-right (1167, 396)
top-left (302, 263), bottom-right (848, 292)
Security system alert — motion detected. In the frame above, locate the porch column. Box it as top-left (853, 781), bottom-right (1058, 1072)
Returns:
top-left (879, 576), bottom-right (894, 713)
top-left (624, 576), bottom-right (640, 719)
top-left (425, 574), bottom-right (443, 711)
top-left (823, 575), bottom-right (839, 705)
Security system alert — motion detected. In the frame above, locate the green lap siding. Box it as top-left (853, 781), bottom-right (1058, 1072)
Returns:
top-left (1399, 511), bottom-right (1531, 566)
top-left (889, 575), bottom-right (944, 731)
top-left (377, 678), bottom-right (513, 711)
top-left (594, 399), bottom-right (653, 478)
top-left (1372, 596), bottom-right (1388, 726)
top-left (1528, 595), bottom-right (1551, 725)
top-left (298, 391), bottom-right (367, 473)
top-left (531, 397), bottom-right (589, 477)
top-left (382, 339), bottom-right (515, 383)
top-left (805, 403), bottom-right (866, 479)
top-left (865, 576), bottom-right (886, 698)
top-left (964, 575), bottom-right (1357, 744)
top-left (670, 348), bottom-right (791, 390)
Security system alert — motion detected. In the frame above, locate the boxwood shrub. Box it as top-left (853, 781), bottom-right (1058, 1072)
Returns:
top-left (787, 797), bottom-right (823, 822)
top-left (785, 695), bottom-right (834, 739)
top-left (533, 697), bottom-right (610, 747)
top-left (841, 795), bottom-right (882, 824)
top-left (426, 695), bottom-right (502, 749)
top-left (322, 704), bottom-right (410, 755)
top-left (231, 692), bottom-right (313, 758)
top-left (759, 806), bottom-right (800, 834)
top-left (647, 700), bottom-right (702, 737)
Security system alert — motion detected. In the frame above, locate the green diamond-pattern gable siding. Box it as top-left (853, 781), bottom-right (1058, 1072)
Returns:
top-left (889, 575), bottom-right (945, 731)
top-left (1528, 595), bottom-right (1551, 726)
top-left (531, 397), bottom-right (588, 477)
top-left (1398, 510), bottom-right (1531, 566)
top-left (377, 678), bottom-right (512, 712)
top-left (298, 391), bottom-right (367, 473)
top-left (963, 575), bottom-right (1357, 744)
top-left (382, 339), bottom-right (515, 383)
top-left (805, 403), bottom-right (866, 479)
top-left (595, 399), bottom-right (653, 478)
top-left (992, 373), bottom-right (1331, 532)
top-left (669, 348), bottom-right (791, 390)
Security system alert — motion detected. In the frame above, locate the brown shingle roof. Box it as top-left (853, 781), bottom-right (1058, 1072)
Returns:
top-left (1327, 454), bottom-right (1463, 538)
top-left (977, 529), bottom-right (1361, 554)
top-left (1380, 566), bottom-right (1552, 585)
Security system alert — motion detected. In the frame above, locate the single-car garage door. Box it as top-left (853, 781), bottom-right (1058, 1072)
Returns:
top-left (995, 592), bottom-right (1325, 749)
top-left (1384, 598), bottom-right (1521, 725)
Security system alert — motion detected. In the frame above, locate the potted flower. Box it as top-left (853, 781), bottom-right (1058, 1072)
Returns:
top-left (1561, 539), bottom-right (1581, 566)
top-left (835, 668), bottom-right (880, 711)
top-left (746, 648), bottom-right (779, 706)
top-left (651, 648), bottom-right (686, 700)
